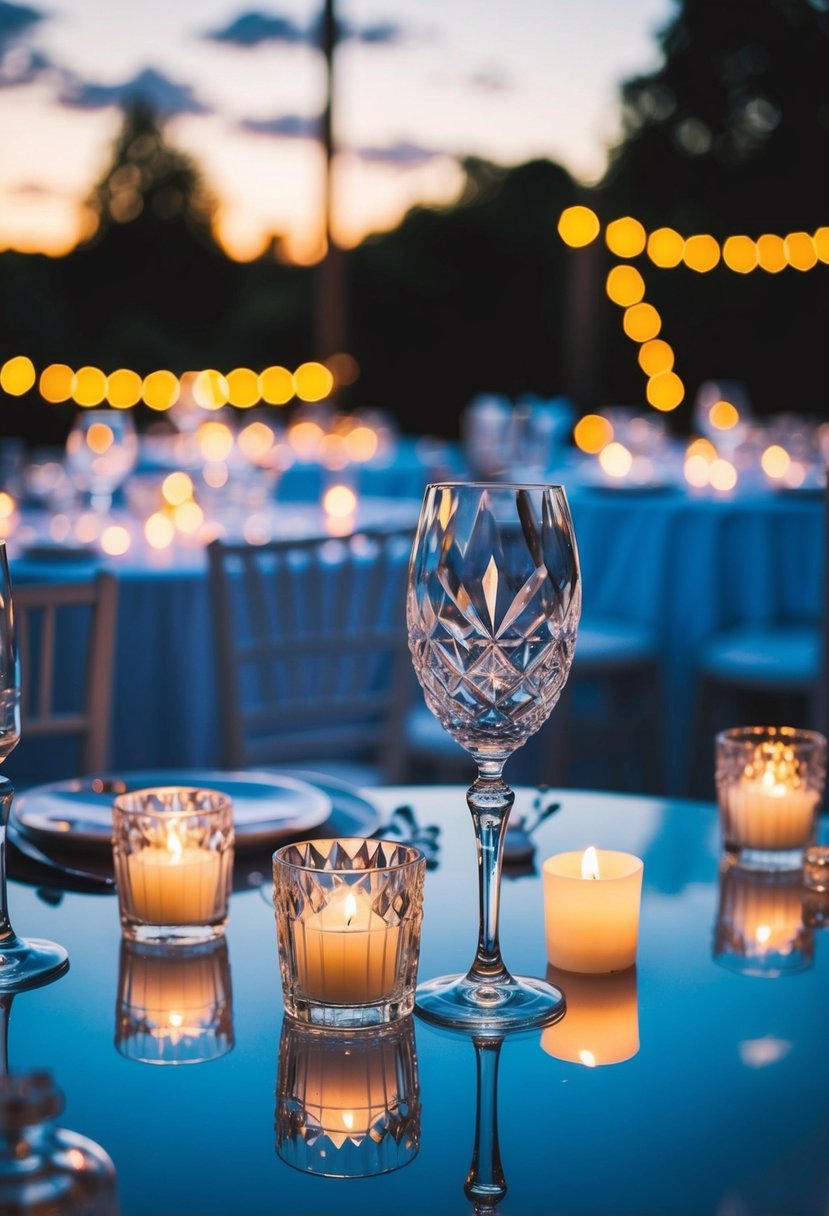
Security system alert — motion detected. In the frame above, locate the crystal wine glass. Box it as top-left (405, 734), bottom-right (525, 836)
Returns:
top-left (0, 542), bottom-right (69, 990)
top-left (407, 483), bottom-right (581, 1029)
top-left (65, 409), bottom-right (138, 514)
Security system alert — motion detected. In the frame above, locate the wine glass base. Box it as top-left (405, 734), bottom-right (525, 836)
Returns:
top-left (0, 936), bottom-right (69, 993)
top-left (415, 972), bottom-right (565, 1032)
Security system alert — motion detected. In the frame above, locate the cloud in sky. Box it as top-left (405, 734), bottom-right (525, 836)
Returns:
top-left (238, 112), bottom-right (320, 139)
top-left (207, 8), bottom-right (410, 50)
top-left (355, 140), bottom-right (451, 169)
top-left (0, 0), bottom-right (42, 47)
top-left (58, 67), bottom-right (211, 117)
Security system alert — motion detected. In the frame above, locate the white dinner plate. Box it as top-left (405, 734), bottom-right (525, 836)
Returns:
top-left (12, 769), bottom-right (333, 853)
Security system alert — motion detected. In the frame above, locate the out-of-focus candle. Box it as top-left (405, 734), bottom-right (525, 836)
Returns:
top-left (543, 847), bottom-right (643, 973)
top-left (541, 966), bottom-right (639, 1067)
top-left (127, 817), bottom-right (221, 925)
top-left (296, 886), bottom-right (400, 1005)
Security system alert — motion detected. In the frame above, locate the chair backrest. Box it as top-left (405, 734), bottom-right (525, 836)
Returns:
top-left (208, 530), bottom-right (414, 779)
top-left (13, 573), bottom-right (118, 775)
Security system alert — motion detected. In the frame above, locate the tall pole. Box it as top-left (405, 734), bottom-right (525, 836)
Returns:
top-left (315, 0), bottom-right (347, 365)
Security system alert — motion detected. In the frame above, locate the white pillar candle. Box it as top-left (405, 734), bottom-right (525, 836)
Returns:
top-left (721, 765), bottom-right (819, 851)
top-left (295, 886), bottom-right (400, 1005)
top-left (543, 847), bottom-right (643, 973)
top-left (541, 966), bottom-right (639, 1067)
top-left (127, 818), bottom-right (222, 926)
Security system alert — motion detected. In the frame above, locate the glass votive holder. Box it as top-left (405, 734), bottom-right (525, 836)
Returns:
top-left (115, 938), bottom-right (234, 1065)
top-left (715, 726), bottom-right (827, 870)
top-left (112, 787), bottom-right (234, 946)
top-left (541, 965), bottom-right (639, 1068)
top-left (275, 1015), bottom-right (420, 1178)
top-left (713, 856), bottom-right (814, 977)
top-left (273, 838), bottom-right (425, 1030)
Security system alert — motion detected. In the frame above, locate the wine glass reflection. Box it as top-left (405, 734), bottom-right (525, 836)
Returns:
top-left (275, 1015), bottom-right (420, 1178)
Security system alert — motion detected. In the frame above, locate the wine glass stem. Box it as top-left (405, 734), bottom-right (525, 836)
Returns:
top-left (0, 780), bottom-right (16, 945)
top-left (467, 773), bottom-right (513, 986)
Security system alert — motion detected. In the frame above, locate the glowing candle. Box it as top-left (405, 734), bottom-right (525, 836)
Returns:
top-left (295, 886), bottom-right (401, 1005)
top-left (543, 847), bottom-right (643, 973)
top-left (719, 745), bottom-right (819, 853)
top-left (126, 818), bottom-right (222, 926)
top-left (541, 966), bottom-right (639, 1067)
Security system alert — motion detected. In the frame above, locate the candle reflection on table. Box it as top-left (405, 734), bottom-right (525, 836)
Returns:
top-left (713, 857), bottom-right (814, 977)
top-left (541, 966), bottom-right (639, 1068)
top-left (115, 938), bottom-right (233, 1065)
top-left (275, 1015), bottom-right (420, 1178)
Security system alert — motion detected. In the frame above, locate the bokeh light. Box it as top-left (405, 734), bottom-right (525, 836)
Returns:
top-left (574, 414), bottom-right (613, 454)
top-left (162, 471), bottom-right (194, 506)
top-left (238, 421), bottom-right (276, 463)
top-left (100, 524), bottom-right (131, 555)
top-left (784, 231), bottom-right (817, 271)
top-left (605, 216), bottom-right (646, 258)
top-left (226, 368), bottom-right (260, 408)
top-left (598, 442), bottom-right (633, 478)
top-left (756, 234), bottom-right (787, 273)
top-left (322, 484), bottom-right (358, 517)
top-left (623, 303), bottom-right (661, 342)
top-left (557, 206), bottom-right (600, 248)
top-left (646, 228), bottom-right (684, 268)
top-left (40, 364), bottom-right (74, 403)
top-left (637, 339), bottom-right (674, 376)
top-left (86, 422), bottom-right (114, 454)
top-left (646, 371), bottom-right (684, 411)
top-left (722, 236), bottom-right (757, 274)
top-left (203, 462), bottom-right (229, 489)
top-left (73, 366), bottom-right (107, 407)
top-left (288, 420), bottom-right (324, 460)
top-left (293, 362), bottom-right (334, 403)
top-left (684, 453), bottom-right (711, 488)
top-left (144, 512), bottom-right (176, 550)
top-left (143, 370), bottom-right (180, 411)
top-left (708, 399), bottom-right (739, 430)
top-left (682, 234), bottom-right (720, 272)
top-left (343, 425), bottom-right (379, 462)
top-left (0, 355), bottom-right (35, 396)
top-left (173, 501), bottom-right (204, 534)
top-left (708, 458), bottom-right (737, 492)
top-left (193, 369), bottom-right (229, 410)
top-left (107, 368), bottom-right (143, 409)
top-left (0, 492), bottom-right (16, 520)
top-left (760, 444), bottom-right (791, 479)
top-left (325, 352), bottom-right (360, 387)
top-left (197, 421), bottom-right (234, 462)
top-left (815, 227), bottom-right (829, 265)
top-left (605, 265), bottom-right (645, 307)
top-left (259, 365), bottom-right (294, 405)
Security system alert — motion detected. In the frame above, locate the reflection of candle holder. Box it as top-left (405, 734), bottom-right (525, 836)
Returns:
top-left (713, 856), bottom-right (814, 977)
top-left (540, 966), bottom-right (639, 1067)
top-left (275, 1015), bottom-right (420, 1178)
top-left (115, 938), bottom-right (233, 1065)
top-left (715, 726), bottom-right (826, 871)
top-left (113, 787), bottom-right (234, 946)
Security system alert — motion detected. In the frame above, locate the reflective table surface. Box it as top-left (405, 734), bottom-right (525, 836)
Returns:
top-left (6, 786), bottom-right (828, 1216)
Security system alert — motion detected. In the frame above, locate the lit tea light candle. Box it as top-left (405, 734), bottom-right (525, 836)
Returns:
top-left (296, 886), bottom-right (400, 1005)
top-left (719, 740), bottom-right (820, 854)
top-left (543, 847), bottom-right (643, 973)
top-left (541, 966), bottom-right (639, 1067)
top-left (127, 817), bottom-right (222, 926)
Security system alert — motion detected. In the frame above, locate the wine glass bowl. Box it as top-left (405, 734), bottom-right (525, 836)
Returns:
top-left (65, 410), bottom-right (138, 513)
top-left (407, 483), bottom-right (581, 1030)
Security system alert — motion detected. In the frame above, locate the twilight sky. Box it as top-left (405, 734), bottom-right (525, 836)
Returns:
top-left (0, 0), bottom-right (673, 261)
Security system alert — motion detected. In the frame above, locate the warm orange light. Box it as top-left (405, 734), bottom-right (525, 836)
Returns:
top-left (144, 512), bottom-right (176, 550)
top-left (637, 339), bottom-right (674, 376)
top-left (581, 846), bottom-right (601, 880)
top-left (722, 236), bottom-right (757, 274)
top-left (161, 471), bottom-right (194, 506)
top-left (319, 433), bottom-right (348, 470)
top-left (784, 232), bottom-right (817, 272)
top-left (143, 370), bottom-right (180, 411)
top-left (557, 205), bottom-right (600, 248)
top-left (598, 442), bottom-right (633, 478)
top-left (623, 303), bottom-right (661, 342)
top-left (193, 369), bottom-right (229, 410)
top-left (0, 492), bottom-right (16, 520)
top-left (646, 371), bottom-right (684, 411)
top-left (86, 422), bottom-right (114, 454)
top-left (684, 454), bottom-right (711, 487)
top-left (325, 352), bottom-right (360, 387)
top-left (574, 414), bottom-right (613, 454)
top-left (226, 367), bottom-right (260, 408)
top-left (40, 363), bottom-right (74, 403)
top-left (173, 500), bottom-right (204, 534)
top-left (100, 524), bottom-right (131, 556)
top-left (683, 234), bottom-right (720, 273)
top-left (343, 425), bottom-right (379, 462)
top-left (197, 421), bottom-right (234, 462)
top-left (73, 366), bottom-right (107, 407)
top-left (322, 484), bottom-right (358, 517)
top-left (686, 437), bottom-right (717, 461)
top-left (756, 234), bottom-right (787, 274)
top-left (605, 265), bottom-right (645, 307)
top-left (293, 362), bottom-right (334, 403)
top-left (238, 421), bottom-right (276, 463)
top-left (815, 227), bottom-right (829, 265)
top-left (760, 444), bottom-right (791, 479)
top-left (288, 420), bottom-right (324, 459)
top-left (0, 355), bottom-right (35, 396)
top-left (647, 228), bottom-right (684, 268)
top-left (107, 368), bottom-right (143, 409)
top-left (605, 216), bottom-right (646, 258)
top-left (708, 400), bottom-right (739, 430)
top-left (708, 458), bottom-right (737, 492)
top-left (259, 365), bottom-right (294, 405)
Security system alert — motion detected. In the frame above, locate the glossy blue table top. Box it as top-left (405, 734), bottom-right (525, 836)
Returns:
top-left (6, 785), bottom-right (828, 1216)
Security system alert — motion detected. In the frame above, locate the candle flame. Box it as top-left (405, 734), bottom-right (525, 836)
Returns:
top-left (166, 818), bottom-right (184, 861)
top-left (581, 846), bottom-right (601, 880)
top-left (578, 1049), bottom-right (597, 1068)
top-left (341, 1111), bottom-right (355, 1131)
top-left (168, 1011), bottom-right (184, 1028)
top-left (756, 924), bottom-right (772, 945)
top-left (344, 891), bottom-right (358, 926)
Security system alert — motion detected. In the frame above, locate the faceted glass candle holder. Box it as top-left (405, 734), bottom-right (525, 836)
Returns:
top-left (113, 787), bottom-right (234, 946)
top-left (713, 856), bottom-right (814, 978)
top-left (115, 938), bottom-right (234, 1065)
top-left (715, 726), bottom-right (827, 870)
top-left (275, 1015), bottom-right (420, 1177)
top-left (273, 838), bottom-right (425, 1029)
